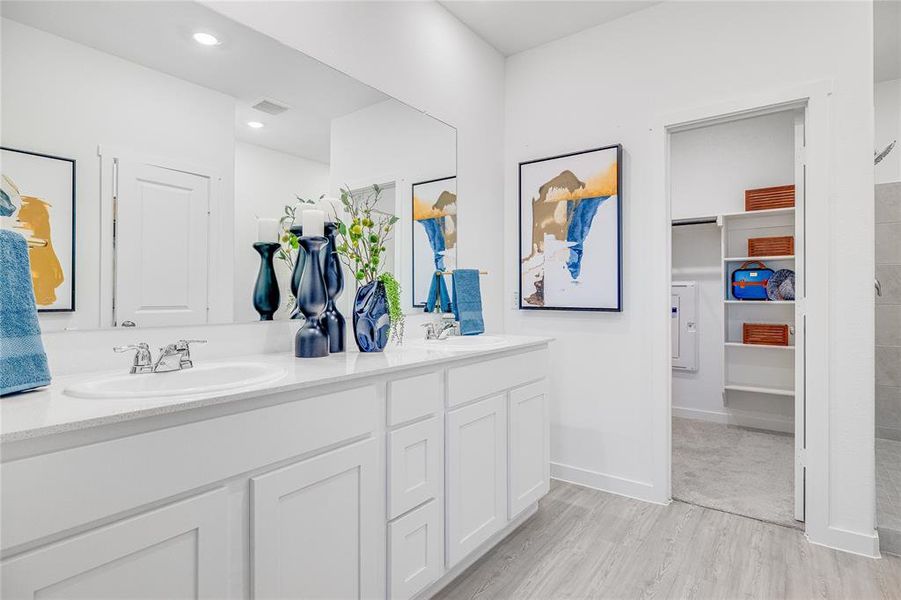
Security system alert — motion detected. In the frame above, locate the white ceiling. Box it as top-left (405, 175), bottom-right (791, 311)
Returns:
top-left (875, 0), bottom-right (901, 82)
top-left (439, 0), bottom-right (661, 56)
top-left (0, 1), bottom-right (389, 162)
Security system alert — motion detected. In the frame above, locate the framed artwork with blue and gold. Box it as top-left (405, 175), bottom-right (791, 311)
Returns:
top-left (412, 176), bottom-right (456, 308)
top-left (1, 147), bottom-right (76, 312)
top-left (519, 144), bottom-right (622, 311)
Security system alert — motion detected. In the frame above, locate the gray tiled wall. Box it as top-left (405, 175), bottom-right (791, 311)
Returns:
top-left (877, 182), bottom-right (901, 441)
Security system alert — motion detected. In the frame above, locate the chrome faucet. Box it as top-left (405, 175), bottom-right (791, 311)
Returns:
top-left (422, 313), bottom-right (458, 341)
top-left (114, 340), bottom-right (206, 374)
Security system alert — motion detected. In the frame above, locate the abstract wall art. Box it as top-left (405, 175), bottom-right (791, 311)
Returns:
top-left (519, 144), bottom-right (622, 311)
top-left (1, 147), bottom-right (76, 311)
top-left (412, 176), bottom-right (457, 307)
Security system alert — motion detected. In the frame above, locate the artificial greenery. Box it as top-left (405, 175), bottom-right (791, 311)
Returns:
top-left (331, 185), bottom-right (405, 342)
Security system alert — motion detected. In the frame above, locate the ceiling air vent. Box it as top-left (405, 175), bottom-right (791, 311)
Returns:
top-left (251, 98), bottom-right (291, 116)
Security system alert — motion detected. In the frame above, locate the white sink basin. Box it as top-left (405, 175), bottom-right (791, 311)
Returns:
top-left (64, 362), bottom-right (286, 399)
top-left (406, 335), bottom-right (511, 352)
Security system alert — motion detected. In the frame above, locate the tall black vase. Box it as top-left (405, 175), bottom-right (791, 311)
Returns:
top-left (320, 222), bottom-right (346, 352)
top-left (288, 225), bottom-right (306, 320)
top-left (294, 237), bottom-right (330, 358)
top-left (252, 242), bottom-right (281, 321)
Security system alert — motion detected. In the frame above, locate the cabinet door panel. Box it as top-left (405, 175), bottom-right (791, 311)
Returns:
top-left (388, 416), bottom-right (442, 519)
top-left (251, 439), bottom-right (379, 600)
top-left (508, 380), bottom-right (550, 518)
top-left (446, 394), bottom-right (507, 567)
top-left (1, 489), bottom-right (227, 600)
top-left (388, 500), bottom-right (442, 600)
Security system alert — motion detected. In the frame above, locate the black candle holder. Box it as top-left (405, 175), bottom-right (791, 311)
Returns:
top-left (294, 236), bottom-right (329, 358)
top-left (288, 225), bottom-right (305, 320)
top-left (252, 242), bottom-right (281, 321)
top-left (320, 222), bottom-right (346, 352)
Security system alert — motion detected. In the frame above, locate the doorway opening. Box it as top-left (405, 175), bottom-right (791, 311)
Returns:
top-left (668, 106), bottom-right (806, 529)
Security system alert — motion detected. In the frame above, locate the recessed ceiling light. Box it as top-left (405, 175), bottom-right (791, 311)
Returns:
top-left (247, 121), bottom-right (264, 129)
top-left (192, 32), bottom-right (220, 46)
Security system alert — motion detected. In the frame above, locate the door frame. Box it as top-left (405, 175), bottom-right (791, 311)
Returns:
top-left (650, 82), bottom-right (832, 537)
top-left (99, 146), bottom-right (226, 327)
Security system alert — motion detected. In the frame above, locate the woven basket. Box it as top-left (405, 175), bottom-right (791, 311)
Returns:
top-left (742, 323), bottom-right (790, 346)
top-left (745, 185), bottom-right (795, 212)
top-left (748, 236), bottom-right (794, 257)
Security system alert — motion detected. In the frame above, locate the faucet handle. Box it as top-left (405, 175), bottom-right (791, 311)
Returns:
top-left (113, 342), bottom-right (149, 353)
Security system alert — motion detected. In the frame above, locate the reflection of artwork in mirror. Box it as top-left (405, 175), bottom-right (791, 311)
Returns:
top-left (1, 147), bottom-right (75, 311)
top-left (519, 144), bottom-right (622, 312)
top-left (412, 176), bottom-right (457, 307)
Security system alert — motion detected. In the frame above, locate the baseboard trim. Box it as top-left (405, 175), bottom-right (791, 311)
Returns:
top-left (807, 524), bottom-right (882, 558)
top-left (550, 462), bottom-right (667, 505)
top-left (673, 405), bottom-right (794, 433)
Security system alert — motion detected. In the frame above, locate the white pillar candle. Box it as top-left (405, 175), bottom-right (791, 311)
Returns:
top-left (256, 217), bottom-right (280, 243)
top-left (301, 208), bottom-right (325, 238)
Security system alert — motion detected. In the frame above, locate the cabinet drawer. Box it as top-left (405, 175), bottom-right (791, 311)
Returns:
top-left (388, 416), bottom-right (442, 520)
top-left (447, 348), bottom-right (548, 407)
top-left (388, 500), bottom-right (442, 600)
top-left (387, 371), bottom-right (443, 427)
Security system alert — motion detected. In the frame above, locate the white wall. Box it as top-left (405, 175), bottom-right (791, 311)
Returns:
top-left (670, 111), bottom-right (796, 220)
top-left (233, 141), bottom-right (329, 322)
top-left (329, 98), bottom-right (456, 313)
top-left (0, 18), bottom-right (236, 332)
top-left (876, 78), bottom-right (901, 184)
top-left (205, 0), bottom-right (506, 332)
top-left (504, 1), bottom-right (875, 555)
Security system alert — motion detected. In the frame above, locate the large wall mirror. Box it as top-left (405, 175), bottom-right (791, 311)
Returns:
top-left (0, 1), bottom-right (456, 331)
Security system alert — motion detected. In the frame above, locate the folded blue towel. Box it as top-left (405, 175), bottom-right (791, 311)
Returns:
top-left (1, 229), bottom-right (51, 396)
top-left (424, 271), bottom-right (452, 314)
top-left (452, 269), bottom-right (484, 336)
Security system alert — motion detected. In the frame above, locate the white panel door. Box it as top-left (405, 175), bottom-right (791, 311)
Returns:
top-left (387, 499), bottom-right (442, 600)
top-left (793, 111), bottom-right (806, 523)
top-left (388, 416), bottom-right (442, 519)
top-left (115, 160), bottom-right (210, 327)
top-left (508, 381), bottom-right (550, 518)
top-left (251, 439), bottom-right (380, 600)
top-left (446, 394), bottom-right (507, 567)
top-left (1, 489), bottom-right (227, 599)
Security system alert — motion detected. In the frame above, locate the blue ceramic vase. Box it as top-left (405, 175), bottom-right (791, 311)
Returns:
top-left (320, 223), bottom-right (346, 352)
top-left (288, 225), bottom-right (306, 320)
top-left (252, 242), bottom-right (281, 321)
top-left (294, 237), bottom-right (330, 358)
top-left (353, 280), bottom-right (390, 353)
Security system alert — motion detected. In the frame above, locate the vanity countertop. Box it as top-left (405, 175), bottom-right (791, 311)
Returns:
top-left (1, 335), bottom-right (550, 443)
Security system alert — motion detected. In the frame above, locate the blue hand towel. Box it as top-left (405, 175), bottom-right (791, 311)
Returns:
top-left (424, 271), bottom-right (452, 314)
top-left (0, 229), bottom-right (51, 396)
top-left (452, 269), bottom-right (484, 336)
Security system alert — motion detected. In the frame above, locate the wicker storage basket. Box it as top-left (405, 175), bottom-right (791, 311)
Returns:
top-left (748, 236), bottom-right (794, 257)
top-left (745, 185), bottom-right (795, 211)
top-left (742, 323), bottom-right (790, 346)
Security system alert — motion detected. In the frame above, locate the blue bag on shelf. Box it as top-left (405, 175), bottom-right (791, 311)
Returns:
top-left (730, 260), bottom-right (774, 301)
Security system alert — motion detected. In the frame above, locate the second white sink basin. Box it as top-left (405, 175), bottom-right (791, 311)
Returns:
top-left (65, 362), bottom-right (286, 399)
top-left (406, 335), bottom-right (511, 352)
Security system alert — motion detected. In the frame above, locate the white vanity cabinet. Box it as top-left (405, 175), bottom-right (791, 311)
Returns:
top-left (1, 340), bottom-right (551, 600)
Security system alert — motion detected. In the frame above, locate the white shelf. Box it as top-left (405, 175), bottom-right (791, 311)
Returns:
top-left (723, 384), bottom-right (795, 397)
top-left (720, 207), bottom-right (795, 220)
top-left (724, 300), bottom-right (794, 305)
top-left (725, 342), bottom-right (795, 351)
top-left (725, 255), bottom-right (794, 262)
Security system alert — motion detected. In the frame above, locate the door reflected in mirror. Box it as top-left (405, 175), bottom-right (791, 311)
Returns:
top-left (0, 0), bottom-right (456, 331)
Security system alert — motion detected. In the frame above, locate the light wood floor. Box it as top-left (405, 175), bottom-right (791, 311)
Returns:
top-left (435, 481), bottom-right (901, 599)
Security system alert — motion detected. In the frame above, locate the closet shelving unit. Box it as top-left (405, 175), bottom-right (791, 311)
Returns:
top-left (719, 204), bottom-right (799, 399)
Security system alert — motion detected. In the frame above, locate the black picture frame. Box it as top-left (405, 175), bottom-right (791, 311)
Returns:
top-left (518, 144), bottom-right (622, 312)
top-left (1, 146), bottom-right (77, 312)
top-left (411, 175), bottom-right (457, 309)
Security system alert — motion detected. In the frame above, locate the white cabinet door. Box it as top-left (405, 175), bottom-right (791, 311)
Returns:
top-left (446, 394), bottom-right (507, 567)
top-left (387, 499), bottom-right (442, 600)
top-left (1, 489), bottom-right (227, 599)
top-left (251, 438), bottom-right (380, 600)
top-left (115, 160), bottom-right (210, 327)
top-left (388, 416), bottom-right (442, 520)
top-left (508, 380), bottom-right (550, 518)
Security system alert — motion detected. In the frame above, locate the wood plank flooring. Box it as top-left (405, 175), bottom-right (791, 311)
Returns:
top-left (435, 481), bottom-right (901, 599)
